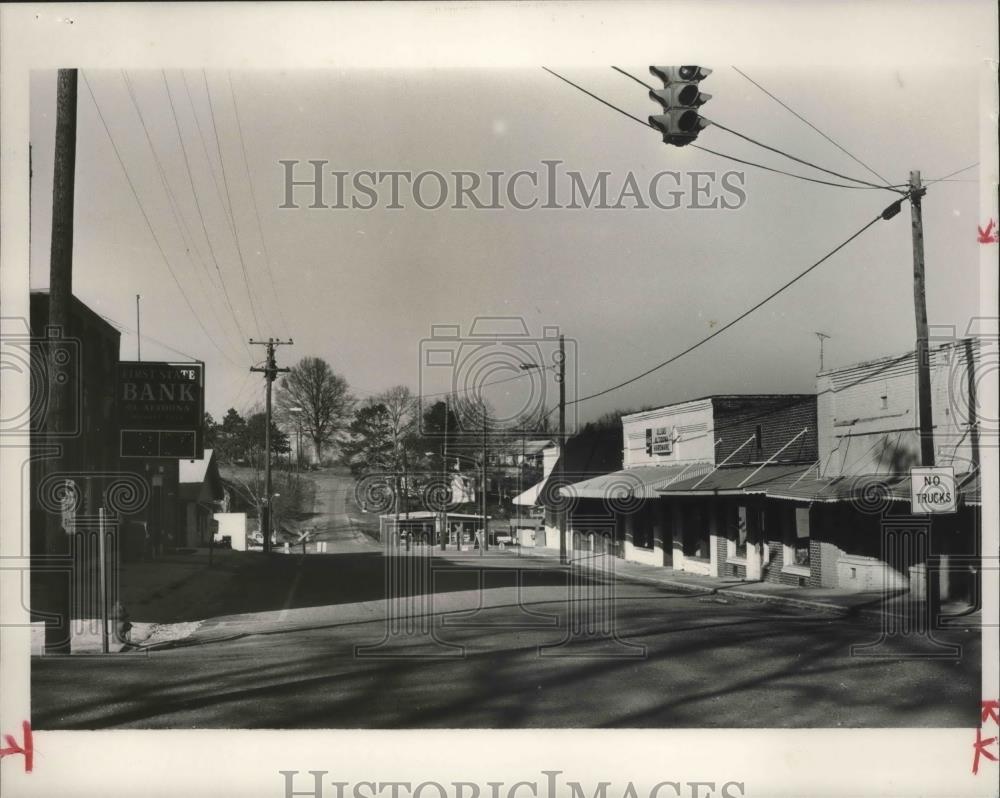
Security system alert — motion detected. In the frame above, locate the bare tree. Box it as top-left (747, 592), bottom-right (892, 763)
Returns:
top-left (276, 357), bottom-right (354, 463)
top-left (514, 405), bottom-right (554, 436)
top-left (375, 385), bottom-right (419, 466)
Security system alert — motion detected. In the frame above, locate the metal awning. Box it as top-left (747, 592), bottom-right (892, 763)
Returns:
top-left (561, 463), bottom-right (715, 501)
top-left (512, 480), bottom-right (545, 506)
top-left (725, 469), bottom-right (981, 505)
top-left (656, 463), bottom-right (815, 496)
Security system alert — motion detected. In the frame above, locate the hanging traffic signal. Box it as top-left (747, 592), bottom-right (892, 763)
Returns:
top-left (648, 65), bottom-right (712, 146)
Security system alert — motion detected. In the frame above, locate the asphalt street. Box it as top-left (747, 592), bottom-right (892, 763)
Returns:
top-left (31, 470), bottom-right (982, 729)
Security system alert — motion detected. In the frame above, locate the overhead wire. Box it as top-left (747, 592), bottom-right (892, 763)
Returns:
top-left (99, 312), bottom-right (217, 364)
top-left (120, 70), bottom-right (248, 366)
top-left (418, 364), bottom-right (560, 402)
top-left (160, 70), bottom-right (255, 355)
top-left (731, 65), bottom-right (894, 187)
top-left (202, 70), bottom-right (265, 336)
top-left (562, 206), bottom-right (896, 407)
top-left (227, 70), bottom-right (291, 338)
top-left (610, 66), bottom-right (906, 193)
top-left (542, 68), bottom-right (898, 192)
top-left (925, 162), bottom-right (980, 185)
top-left (80, 71), bottom-right (250, 369)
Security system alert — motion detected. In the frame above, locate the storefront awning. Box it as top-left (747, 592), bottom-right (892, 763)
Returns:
top-left (512, 480), bottom-right (544, 506)
top-left (655, 463), bottom-right (816, 496)
top-left (730, 468), bottom-right (981, 505)
top-left (562, 463), bottom-right (715, 501)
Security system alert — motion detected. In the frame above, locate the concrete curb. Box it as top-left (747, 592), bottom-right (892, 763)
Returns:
top-left (520, 548), bottom-right (899, 622)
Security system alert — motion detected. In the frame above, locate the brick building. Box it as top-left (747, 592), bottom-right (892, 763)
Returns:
top-left (564, 394), bottom-right (818, 576)
top-left (765, 338), bottom-right (982, 598)
top-left (559, 340), bottom-right (982, 601)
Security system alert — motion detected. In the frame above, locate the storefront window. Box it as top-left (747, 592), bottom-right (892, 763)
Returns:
top-left (684, 503), bottom-right (710, 559)
top-left (792, 507), bottom-right (810, 567)
top-left (732, 505), bottom-right (749, 559)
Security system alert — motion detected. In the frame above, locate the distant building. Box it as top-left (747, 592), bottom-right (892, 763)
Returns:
top-left (178, 448), bottom-right (225, 548)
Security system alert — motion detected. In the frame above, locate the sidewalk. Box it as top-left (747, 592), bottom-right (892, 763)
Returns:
top-left (515, 545), bottom-right (978, 624)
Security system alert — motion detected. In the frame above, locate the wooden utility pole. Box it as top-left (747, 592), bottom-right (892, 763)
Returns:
top-left (250, 338), bottom-right (293, 554)
top-left (441, 395), bottom-right (448, 551)
top-left (44, 69), bottom-right (78, 654)
top-left (557, 334), bottom-right (567, 566)
top-left (909, 171), bottom-right (935, 467)
top-left (481, 405), bottom-right (489, 554)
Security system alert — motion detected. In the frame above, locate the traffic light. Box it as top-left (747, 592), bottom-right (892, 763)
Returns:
top-left (648, 65), bottom-right (712, 146)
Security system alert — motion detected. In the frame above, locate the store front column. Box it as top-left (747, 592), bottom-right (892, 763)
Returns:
top-left (671, 502), bottom-right (685, 572)
top-left (708, 502), bottom-right (722, 577)
top-left (745, 502), bottom-right (764, 581)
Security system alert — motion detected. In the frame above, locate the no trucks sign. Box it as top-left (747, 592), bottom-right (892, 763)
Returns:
top-left (910, 466), bottom-right (957, 514)
top-left (117, 361), bottom-right (204, 458)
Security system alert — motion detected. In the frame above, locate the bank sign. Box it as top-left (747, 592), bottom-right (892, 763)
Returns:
top-left (910, 466), bottom-right (957, 514)
top-left (117, 361), bottom-right (204, 459)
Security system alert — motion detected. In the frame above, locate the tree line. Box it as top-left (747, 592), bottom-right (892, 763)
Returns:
top-left (206, 355), bottom-right (562, 520)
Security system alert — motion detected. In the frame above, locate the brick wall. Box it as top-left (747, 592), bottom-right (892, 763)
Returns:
top-left (808, 538), bottom-right (823, 587)
top-left (713, 395), bottom-right (818, 465)
top-left (716, 506), bottom-right (820, 587)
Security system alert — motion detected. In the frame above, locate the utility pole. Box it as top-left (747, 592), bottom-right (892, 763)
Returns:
top-left (441, 395), bottom-right (448, 551)
top-left (557, 334), bottom-right (567, 566)
top-left (909, 171), bottom-right (934, 467)
top-left (481, 405), bottom-right (489, 554)
top-left (250, 338), bottom-right (293, 554)
top-left (44, 68), bottom-right (78, 654)
top-left (136, 294), bottom-right (142, 361)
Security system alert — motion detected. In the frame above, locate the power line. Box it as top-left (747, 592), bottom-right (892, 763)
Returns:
top-left (80, 71), bottom-right (249, 369)
top-left (227, 70), bottom-right (291, 338)
top-left (542, 68), bottom-right (898, 192)
top-left (179, 69), bottom-right (253, 310)
top-left (731, 65), bottom-right (894, 187)
top-left (610, 66), bottom-right (904, 193)
top-left (120, 71), bottom-right (248, 366)
top-left (202, 70), bottom-right (264, 335)
top-left (704, 119), bottom-right (905, 192)
top-left (99, 312), bottom-right (209, 363)
top-left (690, 143), bottom-right (895, 190)
top-left (926, 162), bottom-right (979, 184)
top-left (160, 70), bottom-right (254, 356)
top-left (563, 205), bottom-right (895, 408)
top-left (419, 364), bottom-right (560, 401)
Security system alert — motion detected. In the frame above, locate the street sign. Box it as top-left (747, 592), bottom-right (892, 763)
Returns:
top-left (117, 361), bottom-right (205, 459)
top-left (910, 466), bottom-right (957, 514)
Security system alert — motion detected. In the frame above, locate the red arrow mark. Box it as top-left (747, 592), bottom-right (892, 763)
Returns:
top-left (0, 721), bottom-right (33, 772)
top-left (973, 727), bottom-right (998, 775)
top-left (977, 219), bottom-right (998, 244)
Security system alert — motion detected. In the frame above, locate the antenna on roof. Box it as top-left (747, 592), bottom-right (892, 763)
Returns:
top-left (815, 332), bottom-right (831, 372)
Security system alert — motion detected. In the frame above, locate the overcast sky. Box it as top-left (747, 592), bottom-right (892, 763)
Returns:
top-left (29, 62), bottom-right (983, 429)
